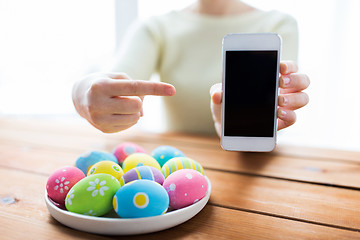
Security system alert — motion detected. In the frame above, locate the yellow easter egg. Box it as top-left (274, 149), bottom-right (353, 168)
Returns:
top-left (87, 160), bottom-right (124, 180)
top-left (122, 153), bottom-right (161, 173)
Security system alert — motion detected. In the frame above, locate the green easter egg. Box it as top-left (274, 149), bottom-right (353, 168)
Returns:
top-left (65, 173), bottom-right (120, 216)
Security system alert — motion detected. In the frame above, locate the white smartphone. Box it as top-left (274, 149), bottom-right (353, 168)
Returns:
top-left (221, 33), bottom-right (281, 152)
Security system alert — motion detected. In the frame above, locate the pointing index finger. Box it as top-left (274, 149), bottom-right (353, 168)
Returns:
top-left (105, 80), bottom-right (176, 97)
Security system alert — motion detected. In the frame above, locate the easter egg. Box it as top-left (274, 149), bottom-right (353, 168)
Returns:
top-left (163, 169), bottom-right (208, 209)
top-left (161, 157), bottom-right (204, 178)
top-left (151, 145), bottom-right (186, 167)
top-left (48, 195), bottom-right (66, 210)
top-left (87, 160), bottom-right (124, 180)
top-left (119, 166), bottom-right (165, 186)
top-left (46, 166), bottom-right (85, 206)
top-left (113, 142), bottom-right (147, 166)
top-left (65, 173), bottom-right (120, 217)
top-left (122, 153), bottom-right (161, 173)
top-left (76, 151), bottom-right (118, 175)
top-left (113, 179), bottom-right (169, 218)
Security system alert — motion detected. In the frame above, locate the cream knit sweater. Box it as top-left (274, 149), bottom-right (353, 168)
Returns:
top-left (112, 10), bottom-right (298, 135)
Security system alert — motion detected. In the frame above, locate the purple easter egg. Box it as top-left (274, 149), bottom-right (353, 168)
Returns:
top-left (119, 166), bottom-right (164, 186)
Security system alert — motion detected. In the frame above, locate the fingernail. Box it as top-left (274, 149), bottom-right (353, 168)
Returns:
top-left (166, 87), bottom-right (175, 96)
top-left (283, 76), bottom-right (290, 86)
top-left (282, 96), bottom-right (288, 106)
top-left (280, 110), bottom-right (287, 118)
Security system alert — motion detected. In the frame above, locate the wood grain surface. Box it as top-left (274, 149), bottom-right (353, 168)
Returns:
top-left (0, 118), bottom-right (359, 239)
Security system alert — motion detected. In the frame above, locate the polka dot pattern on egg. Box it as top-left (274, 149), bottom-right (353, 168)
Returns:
top-left (87, 160), bottom-right (124, 181)
top-left (163, 169), bottom-right (208, 209)
top-left (112, 179), bottom-right (169, 218)
top-left (47, 143), bottom-right (210, 219)
top-left (133, 192), bottom-right (149, 209)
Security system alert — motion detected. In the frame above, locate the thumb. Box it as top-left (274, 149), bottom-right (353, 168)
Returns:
top-left (210, 83), bottom-right (222, 104)
top-left (210, 83), bottom-right (222, 131)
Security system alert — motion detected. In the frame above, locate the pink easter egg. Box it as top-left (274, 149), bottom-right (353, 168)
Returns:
top-left (47, 195), bottom-right (66, 210)
top-left (46, 166), bottom-right (85, 205)
top-left (113, 142), bottom-right (146, 165)
top-left (163, 169), bottom-right (208, 210)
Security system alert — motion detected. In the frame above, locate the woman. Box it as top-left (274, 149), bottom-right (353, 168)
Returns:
top-left (72, 0), bottom-right (309, 136)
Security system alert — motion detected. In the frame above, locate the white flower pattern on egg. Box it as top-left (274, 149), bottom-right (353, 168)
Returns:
top-left (83, 209), bottom-right (97, 216)
top-left (169, 183), bottom-right (176, 191)
top-left (87, 178), bottom-right (109, 197)
top-left (66, 189), bottom-right (75, 205)
top-left (54, 177), bottom-right (70, 193)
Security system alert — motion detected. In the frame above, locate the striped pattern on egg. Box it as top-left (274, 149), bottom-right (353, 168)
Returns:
top-left (119, 166), bottom-right (165, 186)
top-left (161, 157), bottom-right (204, 178)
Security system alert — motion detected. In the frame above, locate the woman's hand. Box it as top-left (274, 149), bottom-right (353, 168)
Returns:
top-left (210, 61), bottom-right (310, 137)
top-left (277, 61), bottom-right (310, 130)
top-left (72, 72), bottom-right (176, 133)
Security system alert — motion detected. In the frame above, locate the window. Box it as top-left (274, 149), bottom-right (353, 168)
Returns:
top-left (0, 0), bottom-right (115, 114)
top-left (243, 0), bottom-right (360, 151)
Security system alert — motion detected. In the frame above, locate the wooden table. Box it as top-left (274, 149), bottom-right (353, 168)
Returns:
top-left (1, 117), bottom-right (360, 239)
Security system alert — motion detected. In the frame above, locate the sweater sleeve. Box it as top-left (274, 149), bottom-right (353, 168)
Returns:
top-left (111, 18), bottom-right (161, 80)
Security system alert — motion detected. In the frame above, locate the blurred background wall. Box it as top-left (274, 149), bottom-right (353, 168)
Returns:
top-left (0, 0), bottom-right (359, 151)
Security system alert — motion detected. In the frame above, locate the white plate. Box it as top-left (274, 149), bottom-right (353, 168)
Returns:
top-left (45, 177), bottom-right (211, 235)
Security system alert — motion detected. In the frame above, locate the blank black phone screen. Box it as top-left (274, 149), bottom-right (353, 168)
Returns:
top-left (224, 51), bottom-right (278, 137)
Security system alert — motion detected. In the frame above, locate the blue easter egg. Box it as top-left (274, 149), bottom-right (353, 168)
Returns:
top-left (112, 179), bottom-right (169, 218)
top-left (76, 151), bottom-right (118, 175)
top-left (151, 145), bottom-right (186, 167)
